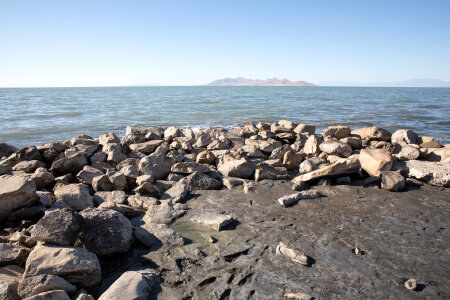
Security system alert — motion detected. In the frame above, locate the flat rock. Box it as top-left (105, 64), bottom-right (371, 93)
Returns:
top-left (191, 212), bottom-right (235, 231)
top-left (319, 140), bottom-right (352, 157)
top-left (23, 289), bottom-right (71, 300)
top-left (12, 160), bottom-right (45, 173)
top-left (98, 270), bottom-right (159, 300)
top-left (129, 140), bottom-right (164, 154)
top-left (159, 182), bottom-right (189, 203)
top-left (23, 244), bottom-right (101, 289)
top-left (79, 208), bottom-right (132, 256)
top-left (276, 242), bottom-right (309, 265)
top-left (277, 190), bottom-right (322, 207)
top-left (292, 157), bottom-right (360, 184)
top-left (406, 160), bottom-right (450, 187)
top-left (303, 135), bottom-right (322, 155)
top-left (18, 275), bottom-right (76, 299)
top-left (0, 175), bottom-right (37, 220)
top-left (53, 184), bottom-right (93, 211)
top-left (29, 208), bottom-right (81, 246)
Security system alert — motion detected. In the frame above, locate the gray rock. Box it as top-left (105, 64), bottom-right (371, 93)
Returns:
top-left (0, 175), bottom-right (37, 220)
top-left (98, 133), bottom-right (120, 145)
top-left (277, 190), bottom-right (322, 207)
top-left (396, 145), bottom-right (420, 161)
top-left (50, 153), bottom-right (88, 175)
top-left (166, 173), bottom-right (184, 182)
top-left (351, 126), bottom-right (391, 141)
top-left (79, 208), bottom-right (132, 256)
top-left (98, 270), bottom-right (159, 300)
top-left (276, 242), bottom-right (309, 265)
top-left (107, 171), bottom-right (127, 190)
top-left (18, 275), bottom-right (76, 299)
top-left (196, 151), bottom-right (216, 164)
top-left (29, 208), bottom-right (81, 246)
top-left (380, 171), bottom-right (405, 192)
top-left (0, 244), bottom-right (30, 267)
top-left (93, 191), bottom-right (127, 206)
top-left (73, 289), bottom-right (94, 300)
top-left (0, 265), bottom-right (23, 300)
top-left (22, 289), bottom-right (71, 300)
top-left (129, 140), bottom-right (164, 155)
top-left (53, 184), bottom-right (93, 211)
top-left (133, 183), bottom-right (162, 197)
top-left (12, 160), bottom-right (45, 173)
top-left (181, 172), bottom-right (222, 190)
top-left (303, 135), bottom-right (322, 155)
top-left (191, 212), bottom-right (235, 231)
top-left (23, 244), bottom-right (101, 289)
top-left (134, 223), bottom-right (185, 248)
top-left (97, 202), bottom-right (144, 218)
top-left (76, 166), bottom-right (103, 185)
top-left (171, 162), bottom-right (211, 174)
top-left (405, 160), bottom-right (450, 187)
top-left (319, 140), bottom-right (352, 157)
top-left (143, 201), bottom-right (183, 224)
top-left (92, 175), bottom-right (114, 192)
top-left (293, 124), bottom-right (315, 135)
top-left (159, 182), bottom-right (189, 203)
top-left (299, 160), bottom-right (318, 175)
top-left (340, 136), bottom-right (362, 149)
top-left (30, 171), bottom-right (55, 189)
top-left (127, 194), bottom-right (158, 210)
top-left (0, 142), bottom-right (17, 158)
top-left (218, 158), bottom-right (254, 179)
top-left (138, 155), bottom-right (174, 179)
top-left (391, 129), bottom-right (418, 146)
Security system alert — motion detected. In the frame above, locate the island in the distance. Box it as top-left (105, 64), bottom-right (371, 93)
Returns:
top-left (207, 77), bottom-right (317, 86)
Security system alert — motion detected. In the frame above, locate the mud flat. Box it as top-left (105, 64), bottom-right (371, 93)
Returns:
top-left (0, 121), bottom-right (449, 299)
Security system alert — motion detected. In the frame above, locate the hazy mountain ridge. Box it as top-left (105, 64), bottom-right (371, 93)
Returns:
top-left (208, 77), bottom-right (317, 86)
top-left (319, 78), bottom-right (450, 87)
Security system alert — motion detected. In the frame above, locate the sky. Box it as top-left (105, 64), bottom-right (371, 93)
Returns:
top-left (0, 0), bottom-right (449, 87)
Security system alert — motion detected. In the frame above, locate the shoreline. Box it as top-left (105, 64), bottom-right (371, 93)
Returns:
top-left (0, 120), bottom-right (449, 299)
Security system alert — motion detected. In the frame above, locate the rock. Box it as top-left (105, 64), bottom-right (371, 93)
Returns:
top-left (107, 171), bottom-right (127, 190)
top-left (73, 289), bottom-right (94, 300)
top-left (50, 153), bottom-right (88, 175)
top-left (159, 182), bottom-right (189, 203)
top-left (97, 202), bottom-right (143, 218)
top-left (245, 138), bottom-right (282, 154)
top-left (166, 173), bottom-right (184, 182)
top-left (181, 172), bottom-right (222, 190)
top-left (419, 136), bottom-right (442, 148)
top-left (7, 205), bottom-right (45, 222)
top-left (138, 155), bottom-right (174, 180)
top-left (18, 275), bottom-right (76, 299)
top-left (8, 232), bottom-right (36, 248)
top-left (54, 184), bottom-right (93, 211)
top-left (293, 124), bottom-right (315, 135)
top-left (103, 144), bottom-right (127, 164)
top-left (284, 291), bottom-right (313, 300)
top-left (396, 145), bottom-right (420, 161)
top-left (143, 201), bottom-right (184, 224)
top-left (98, 270), bottom-right (159, 300)
top-left (299, 160), bottom-right (318, 175)
top-left (0, 244), bottom-right (30, 267)
top-left (319, 140), bottom-right (352, 157)
top-left (98, 133), bottom-right (120, 145)
top-left (277, 190), bottom-right (321, 207)
top-left (29, 208), bottom-right (81, 246)
top-left (303, 135), bottom-right (322, 155)
top-left (30, 171), bottom-right (55, 189)
top-left (0, 175), bottom-right (37, 220)
top-left (292, 157), bottom-right (360, 184)
top-left (322, 125), bottom-right (351, 139)
top-left (218, 158), bottom-right (254, 179)
top-left (380, 171), bottom-right (405, 192)
top-left (255, 163), bottom-right (289, 181)
top-left (0, 142), bottom-right (16, 158)
top-left (276, 242), bottom-right (309, 265)
top-left (93, 191), bottom-right (127, 206)
top-left (91, 175), bottom-right (114, 192)
top-left (196, 151), bottom-right (216, 164)
top-left (336, 176), bottom-right (352, 185)
top-left (76, 166), bottom-right (103, 185)
top-left (24, 244), bottom-right (101, 289)
top-left (134, 223), bottom-right (185, 248)
top-left (133, 183), bottom-right (162, 197)
top-left (79, 208), bottom-right (132, 256)
top-left (129, 140), bottom-right (164, 154)
top-left (0, 265), bottom-right (23, 300)
top-left (340, 136), bottom-right (362, 149)
top-left (406, 160), bottom-right (450, 187)
top-left (36, 191), bottom-right (53, 207)
top-left (359, 149), bottom-right (393, 176)
top-left (0, 164), bottom-right (11, 175)
top-left (391, 129), bottom-right (418, 146)
top-left (404, 278), bottom-right (417, 291)
top-left (283, 151), bottom-right (302, 170)
top-left (171, 162), bottom-right (211, 174)
top-left (191, 212), bottom-right (235, 231)
top-left (351, 126), bottom-right (391, 141)
top-left (242, 145), bottom-right (264, 158)
top-left (127, 195), bottom-right (158, 210)
top-left (22, 289), bottom-right (71, 300)
top-left (12, 160), bottom-right (45, 173)
top-left (222, 177), bottom-right (247, 189)
top-left (207, 138), bottom-right (231, 150)
top-left (164, 126), bottom-right (180, 140)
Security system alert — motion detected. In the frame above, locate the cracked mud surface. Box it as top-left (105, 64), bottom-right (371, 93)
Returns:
top-left (105, 181), bottom-right (450, 299)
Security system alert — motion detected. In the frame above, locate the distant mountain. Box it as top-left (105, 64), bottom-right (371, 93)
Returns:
top-left (207, 77), bottom-right (317, 86)
top-left (319, 78), bottom-right (450, 87)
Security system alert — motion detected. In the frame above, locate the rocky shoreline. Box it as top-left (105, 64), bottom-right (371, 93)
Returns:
top-left (0, 121), bottom-right (449, 299)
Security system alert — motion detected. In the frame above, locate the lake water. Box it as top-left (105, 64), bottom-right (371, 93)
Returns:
top-left (0, 86), bottom-right (449, 147)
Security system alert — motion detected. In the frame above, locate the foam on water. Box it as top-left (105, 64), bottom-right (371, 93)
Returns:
top-left (0, 86), bottom-right (449, 147)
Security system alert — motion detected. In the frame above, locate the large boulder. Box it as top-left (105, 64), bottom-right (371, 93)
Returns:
top-left (76, 166), bottom-right (103, 185)
top-left (294, 124), bottom-right (315, 135)
top-left (18, 274), bottom-right (76, 299)
top-left (98, 270), bottom-right (159, 300)
top-left (79, 208), bottom-right (132, 256)
top-left (351, 126), bottom-right (391, 141)
top-left (12, 160), bottom-right (45, 173)
top-left (191, 212), bottom-right (235, 231)
top-left (29, 208), bottom-right (81, 246)
top-left (50, 153), bottom-right (88, 175)
top-left (180, 172), bottom-right (222, 190)
top-left (0, 175), bottom-right (37, 220)
top-left (396, 145), bottom-right (420, 161)
top-left (322, 125), bottom-right (351, 139)
top-left (391, 129), bottom-right (418, 146)
top-left (129, 140), bottom-right (164, 154)
top-left (359, 149), bottom-right (393, 176)
top-left (303, 135), bottom-right (322, 155)
top-left (0, 265), bottom-right (23, 300)
top-left (405, 160), bottom-right (450, 187)
top-left (159, 182), bottom-right (189, 203)
top-left (218, 158), bottom-right (254, 179)
top-left (23, 244), bottom-right (101, 289)
top-left (53, 184), bottom-right (93, 211)
top-left (292, 156), bottom-right (360, 184)
top-left (143, 201), bottom-right (184, 224)
top-left (30, 170), bottom-right (55, 189)
top-left (138, 155), bottom-right (174, 179)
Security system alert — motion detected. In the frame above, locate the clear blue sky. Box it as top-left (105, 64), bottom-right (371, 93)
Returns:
top-left (1, 0), bottom-right (449, 87)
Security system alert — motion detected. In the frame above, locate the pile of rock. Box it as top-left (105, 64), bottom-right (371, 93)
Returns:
top-left (0, 121), bottom-right (448, 299)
